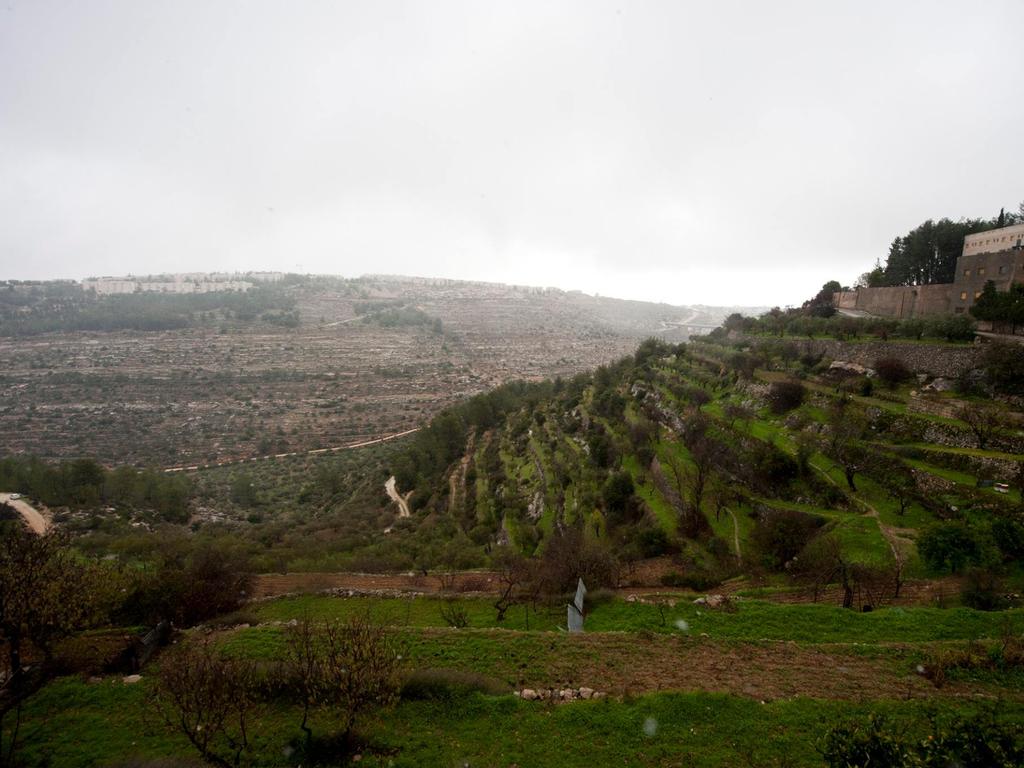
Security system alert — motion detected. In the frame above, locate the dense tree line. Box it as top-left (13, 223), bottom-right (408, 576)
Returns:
top-left (0, 456), bottom-right (191, 521)
top-left (718, 310), bottom-right (976, 342)
top-left (0, 283), bottom-right (299, 336)
top-left (362, 306), bottom-right (444, 334)
top-left (860, 203), bottom-right (1022, 288)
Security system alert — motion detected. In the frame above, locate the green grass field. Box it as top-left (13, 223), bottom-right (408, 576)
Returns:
top-left (15, 674), bottom-right (1024, 768)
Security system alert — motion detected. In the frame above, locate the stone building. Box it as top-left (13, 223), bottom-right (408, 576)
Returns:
top-left (833, 222), bottom-right (1024, 319)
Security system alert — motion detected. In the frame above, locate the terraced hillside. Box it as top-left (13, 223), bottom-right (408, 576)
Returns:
top-left (380, 333), bottom-right (1024, 596)
top-left (0, 275), bottom-right (743, 466)
top-left (8, 329), bottom-right (1024, 768)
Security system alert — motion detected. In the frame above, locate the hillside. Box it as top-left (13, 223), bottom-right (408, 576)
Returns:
top-left (374, 330), bottom-right (1024, 593)
top-left (7, 322), bottom-right (1024, 768)
top-left (0, 274), bottom-right (752, 466)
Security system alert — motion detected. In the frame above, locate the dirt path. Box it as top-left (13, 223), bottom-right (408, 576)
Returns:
top-left (163, 427), bottom-right (419, 473)
top-left (385, 475), bottom-right (412, 518)
top-left (727, 508), bottom-right (742, 563)
top-left (0, 492), bottom-right (49, 535)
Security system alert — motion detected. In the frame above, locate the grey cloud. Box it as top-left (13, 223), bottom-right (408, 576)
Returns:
top-left (2, 0), bottom-right (1022, 305)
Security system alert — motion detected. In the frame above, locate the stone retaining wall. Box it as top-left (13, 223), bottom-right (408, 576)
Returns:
top-left (786, 338), bottom-right (985, 379)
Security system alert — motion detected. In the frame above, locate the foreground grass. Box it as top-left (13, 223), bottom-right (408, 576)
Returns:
top-left (15, 677), bottom-right (1024, 768)
top-left (252, 594), bottom-right (1024, 643)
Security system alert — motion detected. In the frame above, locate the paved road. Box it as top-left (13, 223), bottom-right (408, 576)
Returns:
top-left (0, 492), bottom-right (49, 535)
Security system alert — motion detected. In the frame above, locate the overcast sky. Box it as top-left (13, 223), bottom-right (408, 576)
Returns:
top-left (1, 1), bottom-right (1022, 306)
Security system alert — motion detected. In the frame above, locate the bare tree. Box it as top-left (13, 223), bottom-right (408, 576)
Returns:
top-left (152, 640), bottom-right (260, 768)
top-left (723, 402), bottom-right (753, 429)
top-left (958, 402), bottom-right (1003, 450)
top-left (791, 535), bottom-right (903, 609)
top-left (822, 405), bottom-right (871, 491)
top-left (662, 428), bottom-right (720, 539)
top-left (320, 616), bottom-right (403, 744)
top-left (284, 615), bottom-right (320, 746)
top-left (877, 464), bottom-right (918, 516)
top-left (492, 548), bottom-right (533, 622)
top-left (283, 615), bottom-right (403, 750)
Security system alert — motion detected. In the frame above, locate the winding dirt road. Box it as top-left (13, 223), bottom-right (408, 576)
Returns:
top-left (385, 475), bottom-right (412, 518)
top-left (0, 492), bottom-right (49, 535)
top-left (164, 427), bottom-right (420, 473)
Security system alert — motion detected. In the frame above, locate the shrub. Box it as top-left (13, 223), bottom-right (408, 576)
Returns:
top-left (634, 526), bottom-right (674, 558)
top-left (926, 314), bottom-right (976, 342)
top-left (961, 568), bottom-right (1010, 611)
top-left (992, 517), bottom-right (1024, 561)
top-left (400, 668), bottom-right (506, 701)
top-left (751, 508), bottom-right (825, 571)
top-left (982, 341), bottom-right (1024, 395)
top-left (766, 381), bottom-right (806, 414)
top-left (118, 543), bottom-right (253, 627)
top-left (917, 521), bottom-right (984, 574)
top-left (659, 570), bottom-right (720, 591)
top-left (745, 441), bottom-right (799, 494)
top-left (821, 710), bottom-right (1024, 767)
top-left (439, 599), bottom-right (470, 628)
top-left (820, 714), bottom-right (912, 767)
top-left (874, 357), bottom-right (911, 388)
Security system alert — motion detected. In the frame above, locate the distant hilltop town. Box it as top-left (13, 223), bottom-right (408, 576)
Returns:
top-left (834, 222), bottom-right (1024, 319)
top-left (82, 271), bottom-right (284, 295)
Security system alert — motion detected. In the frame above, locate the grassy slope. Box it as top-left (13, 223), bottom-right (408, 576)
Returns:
top-left (20, 677), bottom-right (1023, 768)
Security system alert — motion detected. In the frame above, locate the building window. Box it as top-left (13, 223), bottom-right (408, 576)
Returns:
top-left (955, 307), bottom-right (965, 314)
top-left (1000, 265), bottom-right (1007, 274)
top-left (960, 291), bottom-right (968, 300)
top-left (975, 291), bottom-right (982, 299)
top-left (964, 269), bottom-right (971, 277)
top-left (978, 267), bottom-right (986, 276)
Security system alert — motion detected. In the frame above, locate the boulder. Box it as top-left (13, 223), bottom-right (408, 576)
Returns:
top-left (923, 377), bottom-right (955, 392)
top-left (519, 689), bottom-right (538, 700)
top-left (578, 687), bottom-right (595, 699)
top-left (122, 674), bottom-right (142, 684)
top-left (828, 360), bottom-right (875, 378)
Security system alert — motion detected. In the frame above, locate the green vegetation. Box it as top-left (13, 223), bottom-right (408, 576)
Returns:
top-left (0, 280), bottom-right (303, 336)
top-left (249, 594), bottom-right (1024, 643)
top-left (12, 672), bottom-right (1024, 767)
top-left (7, 303), bottom-right (1024, 766)
top-left (0, 455), bottom-right (190, 522)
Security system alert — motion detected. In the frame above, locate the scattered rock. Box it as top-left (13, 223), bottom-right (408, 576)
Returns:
top-left (923, 377), bottom-right (955, 392)
top-left (828, 360), bottom-right (875, 377)
top-left (516, 687), bottom-right (603, 702)
top-left (122, 674), bottom-right (142, 684)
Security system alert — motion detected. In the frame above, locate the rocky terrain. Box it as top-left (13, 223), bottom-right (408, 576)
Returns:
top-left (0, 274), bottom-right (749, 466)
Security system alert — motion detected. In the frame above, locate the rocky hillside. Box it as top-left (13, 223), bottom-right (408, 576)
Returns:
top-left (382, 334), bottom-right (1024, 593)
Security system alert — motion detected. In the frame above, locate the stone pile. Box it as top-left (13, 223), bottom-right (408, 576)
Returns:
top-left (515, 687), bottom-right (605, 701)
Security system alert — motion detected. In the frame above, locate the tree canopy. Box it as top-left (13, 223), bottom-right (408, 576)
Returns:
top-left (874, 204), bottom-right (1022, 287)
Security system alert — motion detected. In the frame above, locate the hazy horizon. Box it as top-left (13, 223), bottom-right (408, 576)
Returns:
top-left (2, 1), bottom-right (1022, 306)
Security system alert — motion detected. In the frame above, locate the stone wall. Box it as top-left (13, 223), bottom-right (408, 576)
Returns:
top-left (788, 338), bottom-right (985, 379)
top-left (833, 284), bottom-right (953, 319)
